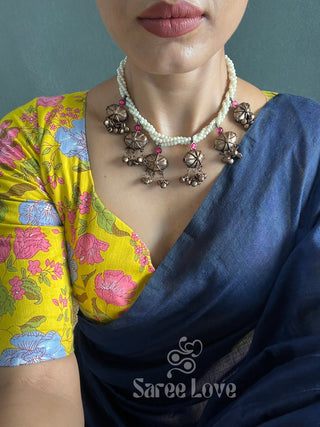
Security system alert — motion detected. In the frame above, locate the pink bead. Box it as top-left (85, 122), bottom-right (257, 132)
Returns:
top-left (217, 127), bottom-right (223, 134)
top-left (135, 125), bottom-right (141, 131)
top-left (119, 100), bottom-right (125, 105)
top-left (191, 143), bottom-right (196, 149)
top-left (156, 148), bottom-right (162, 154)
top-left (233, 101), bottom-right (238, 107)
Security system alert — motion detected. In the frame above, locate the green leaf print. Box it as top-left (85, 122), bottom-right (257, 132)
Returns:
top-left (6, 256), bottom-right (17, 273)
top-left (0, 200), bottom-right (8, 224)
top-left (39, 271), bottom-right (50, 287)
top-left (57, 314), bottom-right (63, 322)
top-left (0, 280), bottom-right (15, 316)
top-left (0, 183), bottom-right (36, 199)
top-left (93, 194), bottom-right (130, 237)
top-left (72, 183), bottom-right (81, 206)
top-left (97, 209), bottom-right (115, 234)
top-left (42, 161), bottom-right (52, 173)
top-left (111, 223), bottom-right (130, 238)
top-left (54, 163), bottom-right (62, 171)
top-left (74, 292), bottom-right (88, 303)
top-left (23, 158), bottom-right (41, 176)
top-left (26, 105), bottom-right (36, 114)
top-left (78, 218), bottom-right (88, 236)
top-left (38, 127), bottom-right (51, 140)
top-left (92, 195), bottom-right (104, 214)
top-left (92, 298), bottom-right (107, 317)
top-left (42, 147), bottom-right (51, 155)
top-left (81, 270), bottom-right (96, 288)
top-left (21, 278), bottom-right (43, 305)
top-left (20, 315), bottom-right (46, 332)
top-left (72, 162), bottom-right (90, 173)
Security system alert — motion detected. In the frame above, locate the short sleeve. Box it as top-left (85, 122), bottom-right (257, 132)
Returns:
top-left (0, 99), bottom-right (74, 366)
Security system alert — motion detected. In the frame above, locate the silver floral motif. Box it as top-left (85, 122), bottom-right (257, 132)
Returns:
top-left (214, 131), bottom-right (242, 164)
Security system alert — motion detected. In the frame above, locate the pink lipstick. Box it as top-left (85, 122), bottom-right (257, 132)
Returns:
top-left (138, 1), bottom-right (204, 38)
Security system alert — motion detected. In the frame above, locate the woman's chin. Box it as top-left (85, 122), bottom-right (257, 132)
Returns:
top-left (126, 43), bottom-right (219, 76)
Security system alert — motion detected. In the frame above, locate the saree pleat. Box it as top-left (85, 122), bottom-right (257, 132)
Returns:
top-left (74, 94), bottom-right (320, 426)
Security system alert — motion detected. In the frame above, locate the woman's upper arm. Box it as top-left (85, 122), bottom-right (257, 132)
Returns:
top-left (0, 99), bottom-right (74, 367)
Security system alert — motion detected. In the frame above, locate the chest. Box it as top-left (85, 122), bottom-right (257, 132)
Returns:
top-left (85, 116), bottom-right (235, 267)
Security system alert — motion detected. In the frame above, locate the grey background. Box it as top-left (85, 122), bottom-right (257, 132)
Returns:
top-left (1, 0), bottom-right (319, 118)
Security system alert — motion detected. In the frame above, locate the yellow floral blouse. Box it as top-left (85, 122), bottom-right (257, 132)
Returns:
top-left (0, 92), bottom-right (155, 366)
top-left (0, 91), bottom-right (276, 366)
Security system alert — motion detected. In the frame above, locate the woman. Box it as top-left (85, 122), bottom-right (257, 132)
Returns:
top-left (0, 1), bottom-right (319, 425)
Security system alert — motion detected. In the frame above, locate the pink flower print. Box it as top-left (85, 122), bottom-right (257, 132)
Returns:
top-left (47, 176), bottom-right (57, 190)
top-left (0, 135), bottom-right (25, 168)
top-left (59, 294), bottom-right (68, 308)
top-left (148, 265), bottom-right (156, 273)
top-left (57, 202), bottom-right (64, 213)
top-left (79, 192), bottom-right (92, 215)
top-left (131, 232), bottom-right (139, 242)
top-left (37, 96), bottom-right (65, 108)
top-left (134, 245), bottom-right (143, 255)
top-left (139, 255), bottom-right (149, 267)
top-left (27, 260), bottom-right (42, 275)
top-left (53, 263), bottom-right (63, 279)
top-left (9, 277), bottom-right (25, 301)
top-left (0, 234), bottom-right (12, 263)
top-left (0, 121), bottom-right (20, 142)
top-left (74, 233), bottom-right (109, 265)
top-left (13, 227), bottom-right (51, 259)
top-left (45, 259), bottom-right (55, 268)
top-left (71, 225), bottom-right (76, 245)
top-left (94, 270), bottom-right (137, 306)
top-left (36, 177), bottom-right (48, 195)
top-left (21, 112), bottom-right (38, 127)
top-left (9, 277), bottom-right (22, 287)
top-left (11, 286), bottom-right (25, 300)
top-left (140, 242), bottom-right (148, 251)
top-left (67, 210), bottom-right (76, 224)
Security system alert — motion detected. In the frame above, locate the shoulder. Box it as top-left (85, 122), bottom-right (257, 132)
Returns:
top-left (262, 93), bottom-right (320, 129)
top-left (0, 91), bottom-right (88, 158)
top-left (1, 91), bottom-right (88, 129)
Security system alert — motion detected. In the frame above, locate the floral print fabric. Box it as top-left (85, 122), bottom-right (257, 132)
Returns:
top-left (0, 92), bottom-right (155, 366)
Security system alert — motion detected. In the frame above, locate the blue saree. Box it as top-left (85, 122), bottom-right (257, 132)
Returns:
top-left (74, 94), bottom-right (320, 426)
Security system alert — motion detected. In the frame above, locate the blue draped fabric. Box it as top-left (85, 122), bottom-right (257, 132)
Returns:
top-left (74, 94), bottom-right (320, 426)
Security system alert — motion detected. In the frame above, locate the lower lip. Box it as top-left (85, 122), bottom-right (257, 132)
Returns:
top-left (138, 16), bottom-right (203, 38)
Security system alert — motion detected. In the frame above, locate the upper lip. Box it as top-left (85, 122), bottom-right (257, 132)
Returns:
top-left (138, 1), bottom-right (204, 19)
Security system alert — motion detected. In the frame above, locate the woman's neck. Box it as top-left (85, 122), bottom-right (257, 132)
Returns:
top-left (124, 49), bottom-right (229, 137)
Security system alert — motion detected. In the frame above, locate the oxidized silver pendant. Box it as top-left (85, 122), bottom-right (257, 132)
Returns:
top-left (142, 151), bottom-right (169, 188)
top-left (214, 131), bottom-right (242, 164)
top-left (180, 148), bottom-right (207, 187)
top-left (122, 130), bottom-right (148, 166)
top-left (104, 104), bottom-right (130, 134)
top-left (233, 102), bottom-right (255, 129)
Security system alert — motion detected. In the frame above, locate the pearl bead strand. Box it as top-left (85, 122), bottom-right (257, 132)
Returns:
top-left (116, 55), bottom-right (237, 147)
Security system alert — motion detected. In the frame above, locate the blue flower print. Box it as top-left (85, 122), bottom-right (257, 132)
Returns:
top-left (0, 331), bottom-right (66, 366)
top-left (66, 242), bottom-right (78, 284)
top-left (19, 200), bottom-right (62, 226)
top-left (55, 118), bottom-right (89, 162)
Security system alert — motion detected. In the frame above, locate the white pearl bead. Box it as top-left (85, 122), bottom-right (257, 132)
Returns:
top-left (117, 55), bottom-right (237, 147)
